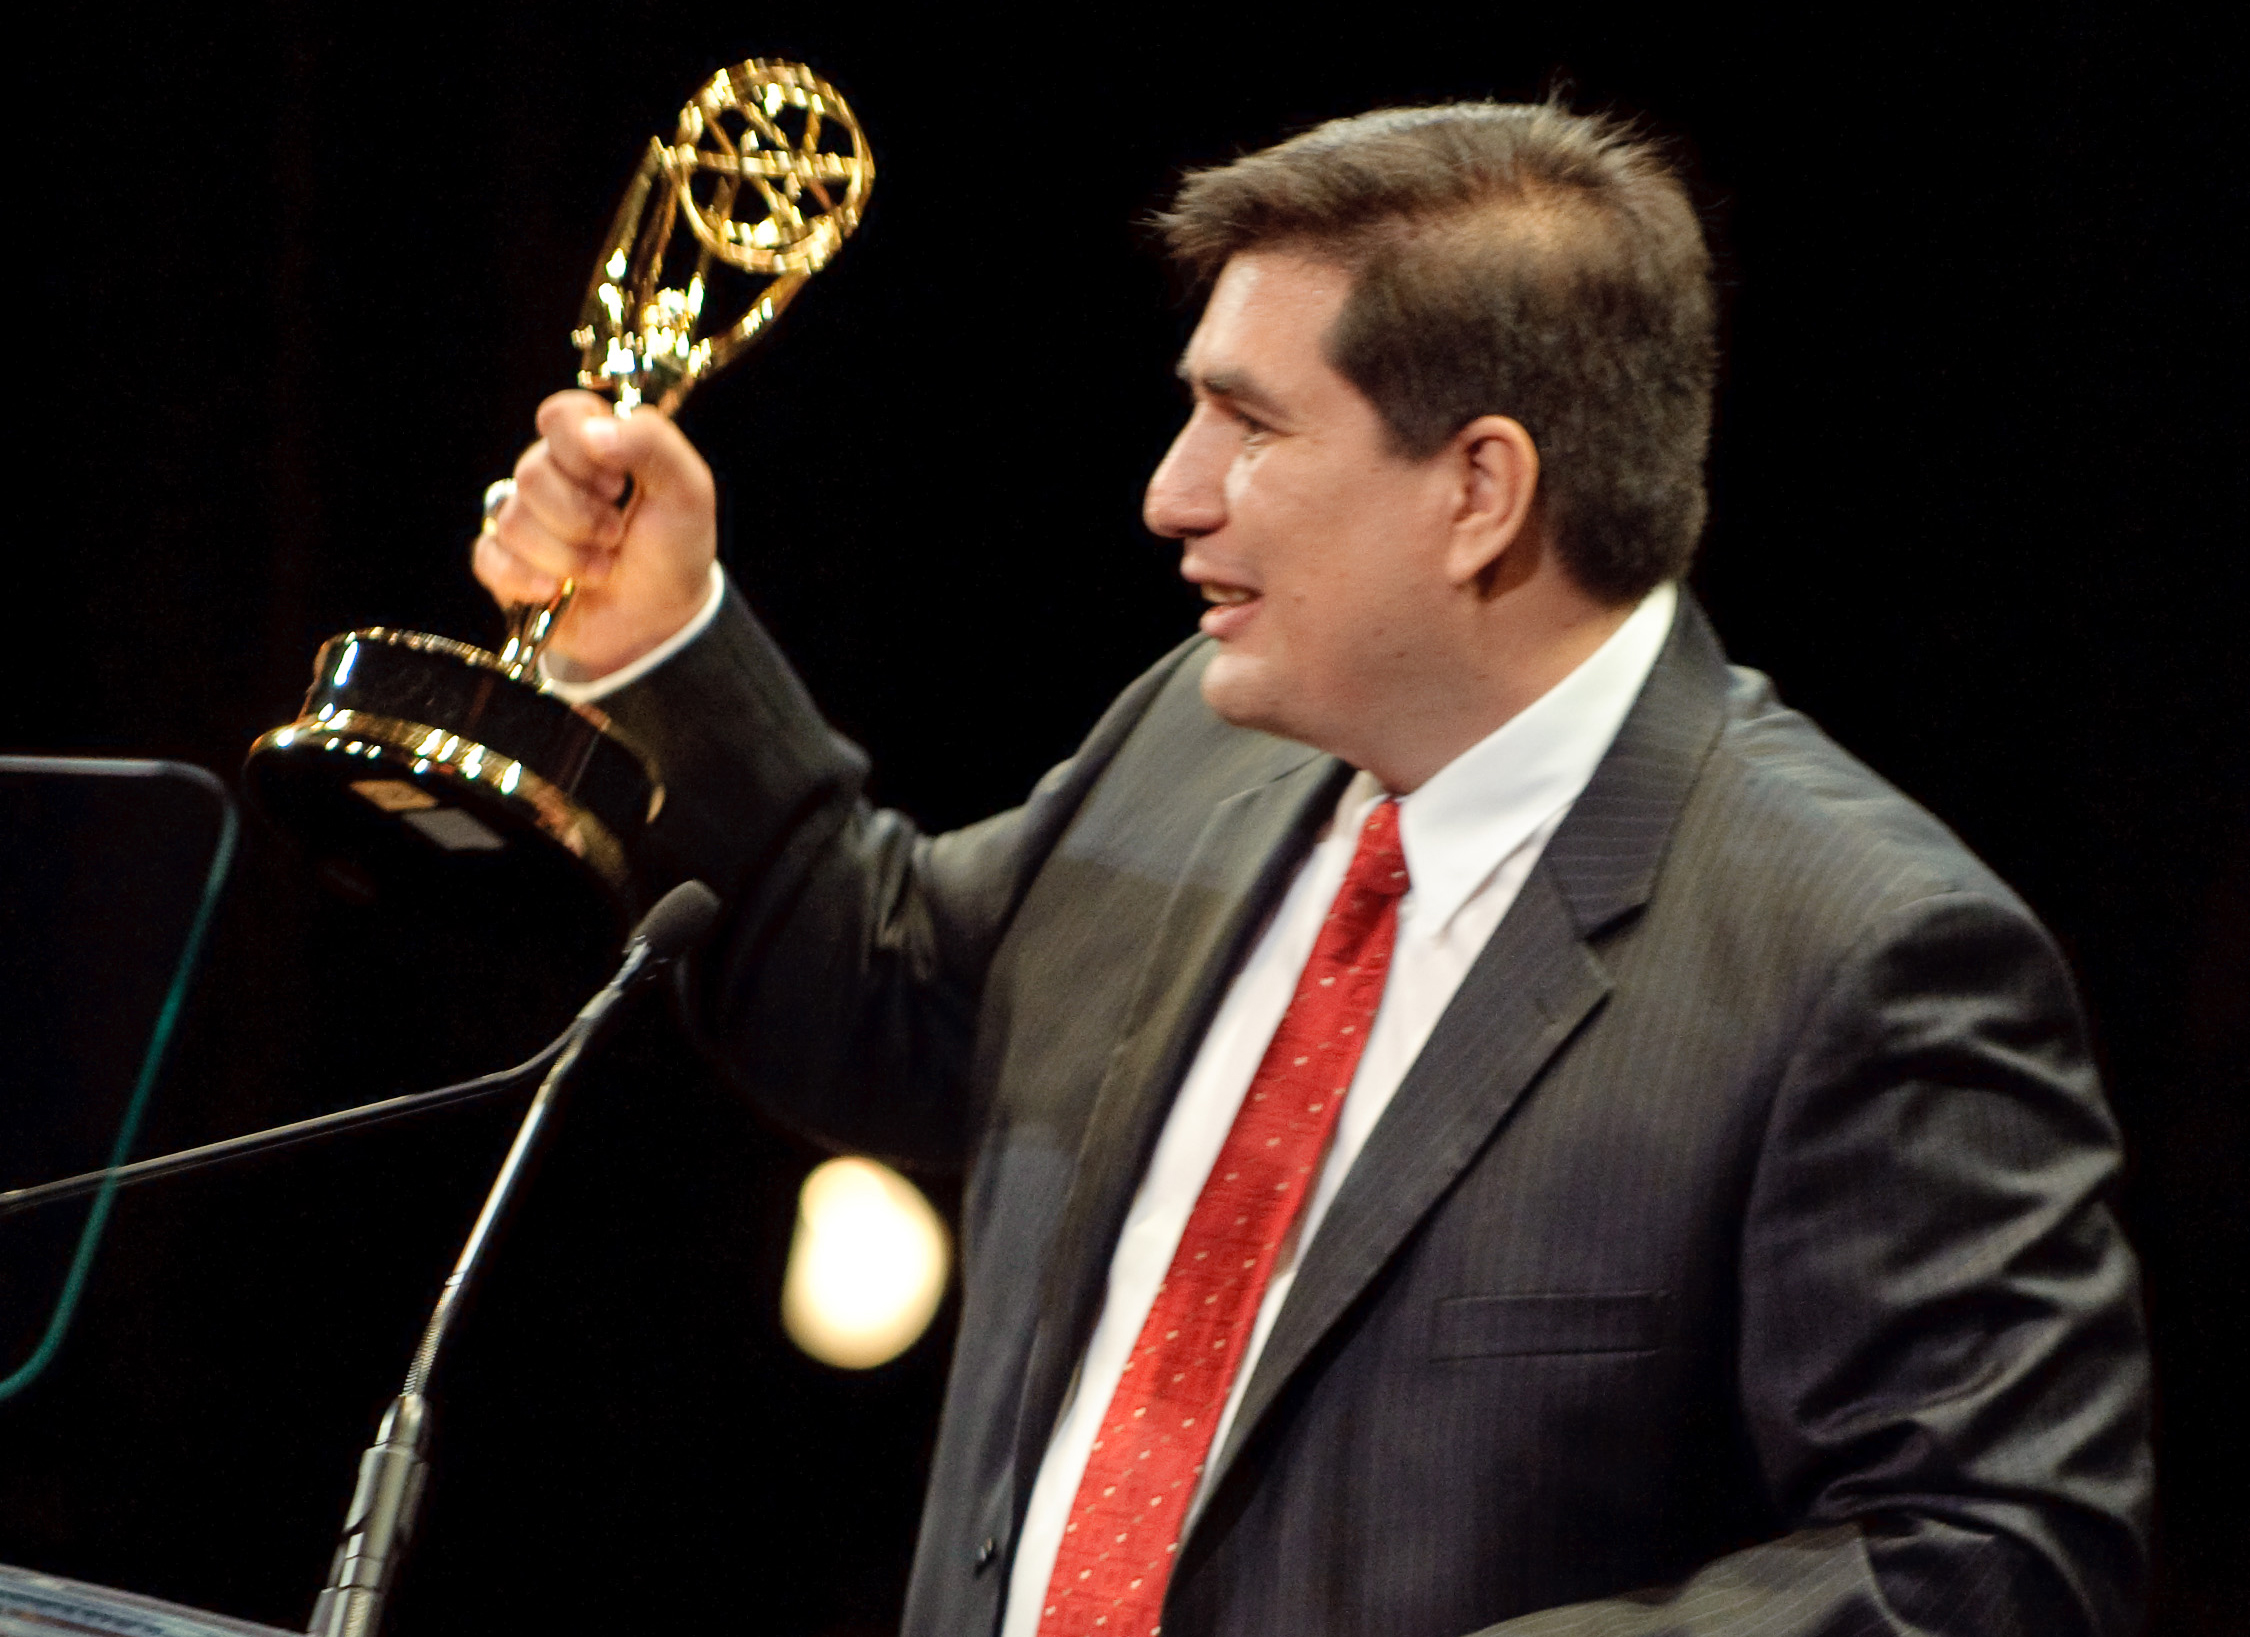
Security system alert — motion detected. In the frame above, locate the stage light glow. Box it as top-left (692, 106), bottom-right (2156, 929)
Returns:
top-left (781, 1157), bottom-right (950, 1370)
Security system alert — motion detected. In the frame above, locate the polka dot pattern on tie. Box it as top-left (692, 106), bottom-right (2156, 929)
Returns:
top-left (1037, 800), bottom-right (1409, 1637)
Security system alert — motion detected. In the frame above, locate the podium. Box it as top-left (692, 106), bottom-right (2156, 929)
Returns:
top-left (0, 1564), bottom-right (296, 1637)
top-left (0, 757), bottom-right (236, 1401)
top-left (1, 761), bottom-right (266, 1632)
top-left (4, 757), bottom-right (716, 1636)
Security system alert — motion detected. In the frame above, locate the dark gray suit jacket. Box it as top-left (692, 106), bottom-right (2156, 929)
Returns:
top-left (604, 585), bottom-right (2150, 1637)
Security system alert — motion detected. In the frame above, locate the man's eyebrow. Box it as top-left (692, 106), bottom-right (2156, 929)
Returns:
top-left (1175, 357), bottom-right (1290, 421)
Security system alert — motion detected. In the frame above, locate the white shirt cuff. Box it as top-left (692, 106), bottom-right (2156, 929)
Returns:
top-left (538, 562), bottom-right (727, 704)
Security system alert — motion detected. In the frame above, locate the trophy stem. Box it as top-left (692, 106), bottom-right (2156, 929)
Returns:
top-left (498, 580), bottom-right (577, 678)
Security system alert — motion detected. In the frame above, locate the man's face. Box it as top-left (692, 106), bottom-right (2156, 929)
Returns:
top-left (1146, 251), bottom-right (1465, 764)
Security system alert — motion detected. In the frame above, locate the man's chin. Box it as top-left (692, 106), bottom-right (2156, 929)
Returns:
top-left (1200, 656), bottom-right (1308, 744)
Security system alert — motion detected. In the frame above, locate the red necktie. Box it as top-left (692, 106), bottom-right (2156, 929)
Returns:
top-left (1037, 799), bottom-right (1410, 1637)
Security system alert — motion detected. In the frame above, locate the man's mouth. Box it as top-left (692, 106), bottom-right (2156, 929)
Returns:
top-left (1196, 581), bottom-right (1262, 638)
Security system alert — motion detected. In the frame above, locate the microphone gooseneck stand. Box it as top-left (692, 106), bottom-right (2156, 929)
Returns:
top-left (306, 880), bottom-right (719, 1637)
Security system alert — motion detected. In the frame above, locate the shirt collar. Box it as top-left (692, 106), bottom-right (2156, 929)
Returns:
top-left (1335, 580), bottom-right (1679, 935)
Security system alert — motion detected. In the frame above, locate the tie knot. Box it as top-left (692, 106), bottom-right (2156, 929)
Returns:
top-left (1343, 799), bottom-right (1410, 904)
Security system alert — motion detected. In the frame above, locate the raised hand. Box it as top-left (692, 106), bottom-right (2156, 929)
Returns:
top-left (473, 389), bottom-right (720, 680)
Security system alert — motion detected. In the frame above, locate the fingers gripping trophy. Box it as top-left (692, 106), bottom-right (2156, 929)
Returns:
top-left (246, 60), bottom-right (872, 903)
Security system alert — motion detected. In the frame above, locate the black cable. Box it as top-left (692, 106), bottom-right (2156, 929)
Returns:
top-left (0, 1038), bottom-right (567, 1221)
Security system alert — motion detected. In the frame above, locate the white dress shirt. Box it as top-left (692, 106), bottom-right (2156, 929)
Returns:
top-left (999, 580), bottom-right (1678, 1636)
top-left (539, 561), bottom-right (728, 703)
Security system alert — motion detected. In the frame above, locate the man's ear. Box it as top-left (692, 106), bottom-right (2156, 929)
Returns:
top-left (1443, 414), bottom-right (1540, 589)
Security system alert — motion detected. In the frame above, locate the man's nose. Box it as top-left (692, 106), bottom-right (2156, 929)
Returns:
top-left (1143, 409), bottom-right (1227, 539)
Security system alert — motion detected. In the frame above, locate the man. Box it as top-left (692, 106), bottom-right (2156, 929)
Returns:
top-left (476, 103), bottom-right (2150, 1636)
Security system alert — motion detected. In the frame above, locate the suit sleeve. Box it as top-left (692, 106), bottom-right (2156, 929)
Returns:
top-left (1473, 890), bottom-right (2152, 1637)
top-left (597, 577), bottom-right (1195, 1168)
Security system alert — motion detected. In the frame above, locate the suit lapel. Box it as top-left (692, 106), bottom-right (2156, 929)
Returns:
top-left (1011, 747), bottom-right (1352, 1514)
top-left (1199, 865), bottom-right (1608, 1502)
top-left (1198, 594), bottom-right (1736, 1507)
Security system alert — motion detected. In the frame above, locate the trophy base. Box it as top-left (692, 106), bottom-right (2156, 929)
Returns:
top-left (245, 629), bottom-right (663, 908)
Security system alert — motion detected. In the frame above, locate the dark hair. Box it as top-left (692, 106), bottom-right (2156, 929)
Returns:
top-left (1155, 102), bottom-right (1716, 603)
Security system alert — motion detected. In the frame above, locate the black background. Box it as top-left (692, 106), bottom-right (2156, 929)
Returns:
top-left (2, 4), bottom-right (2242, 1634)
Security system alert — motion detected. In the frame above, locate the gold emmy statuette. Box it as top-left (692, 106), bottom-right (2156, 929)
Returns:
top-left (246, 60), bottom-right (872, 902)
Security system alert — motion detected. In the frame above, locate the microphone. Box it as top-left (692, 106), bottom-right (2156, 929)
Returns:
top-left (299, 879), bottom-right (718, 1637)
top-left (0, 881), bottom-right (723, 1222)
top-left (622, 876), bottom-right (722, 967)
